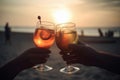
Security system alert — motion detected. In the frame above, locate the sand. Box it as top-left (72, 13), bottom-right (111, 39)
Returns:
top-left (0, 31), bottom-right (120, 80)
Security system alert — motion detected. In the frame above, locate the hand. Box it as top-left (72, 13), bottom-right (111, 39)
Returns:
top-left (60, 43), bottom-right (98, 66)
top-left (0, 47), bottom-right (51, 80)
top-left (16, 47), bottom-right (51, 69)
top-left (60, 41), bottom-right (120, 74)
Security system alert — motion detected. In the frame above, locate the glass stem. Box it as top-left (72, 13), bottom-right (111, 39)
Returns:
top-left (39, 64), bottom-right (44, 71)
top-left (67, 65), bottom-right (72, 72)
top-left (66, 64), bottom-right (75, 74)
top-left (66, 52), bottom-right (72, 72)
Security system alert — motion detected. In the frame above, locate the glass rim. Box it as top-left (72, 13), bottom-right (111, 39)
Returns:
top-left (37, 21), bottom-right (55, 26)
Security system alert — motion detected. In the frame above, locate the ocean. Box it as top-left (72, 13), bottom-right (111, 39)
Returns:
top-left (0, 26), bottom-right (120, 37)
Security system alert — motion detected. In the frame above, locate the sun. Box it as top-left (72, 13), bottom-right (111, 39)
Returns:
top-left (53, 9), bottom-right (71, 24)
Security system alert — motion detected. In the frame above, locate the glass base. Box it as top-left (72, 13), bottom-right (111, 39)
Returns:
top-left (60, 65), bottom-right (80, 74)
top-left (33, 64), bottom-right (53, 72)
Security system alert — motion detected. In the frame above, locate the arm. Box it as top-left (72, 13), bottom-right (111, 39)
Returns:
top-left (0, 48), bottom-right (50, 80)
top-left (0, 57), bottom-right (27, 80)
top-left (60, 44), bottom-right (120, 74)
top-left (95, 51), bottom-right (120, 74)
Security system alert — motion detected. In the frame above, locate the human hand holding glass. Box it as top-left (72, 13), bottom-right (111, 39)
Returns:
top-left (56, 22), bottom-right (80, 74)
top-left (33, 16), bottom-right (55, 71)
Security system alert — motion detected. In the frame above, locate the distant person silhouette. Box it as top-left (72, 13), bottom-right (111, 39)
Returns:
top-left (4, 22), bottom-right (11, 44)
top-left (105, 30), bottom-right (114, 37)
top-left (98, 28), bottom-right (103, 37)
top-left (81, 30), bottom-right (84, 36)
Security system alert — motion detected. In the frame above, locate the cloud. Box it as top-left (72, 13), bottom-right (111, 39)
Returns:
top-left (85, 0), bottom-right (120, 7)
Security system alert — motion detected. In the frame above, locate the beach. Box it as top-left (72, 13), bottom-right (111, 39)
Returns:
top-left (0, 31), bottom-right (120, 80)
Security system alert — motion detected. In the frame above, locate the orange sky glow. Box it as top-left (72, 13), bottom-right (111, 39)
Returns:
top-left (0, 0), bottom-right (120, 27)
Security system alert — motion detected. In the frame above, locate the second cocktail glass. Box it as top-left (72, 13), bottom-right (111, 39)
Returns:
top-left (55, 22), bottom-right (80, 74)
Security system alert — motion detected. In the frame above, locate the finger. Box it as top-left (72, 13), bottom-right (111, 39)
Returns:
top-left (59, 51), bottom-right (69, 55)
top-left (69, 44), bottom-right (89, 53)
top-left (66, 59), bottom-right (79, 64)
top-left (33, 47), bottom-right (51, 53)
top-left (29, 53), bottom-right (50, 59)
top-left (62, 55), bottom-right (80, 61)
top-left (26, 47), bottom-right (51, 54)
top-left (31, 59), bottom-right (47, 65)
top-left (77, 40), bottom-right (86, 45)
top-left (69, 44), bottom-right (80, 51)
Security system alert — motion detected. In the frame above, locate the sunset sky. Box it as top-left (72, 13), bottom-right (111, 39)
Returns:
top-left (0, 0), bottom-right (120, 27)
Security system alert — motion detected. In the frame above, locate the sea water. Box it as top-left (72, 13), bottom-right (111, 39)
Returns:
top-left (0, 26), bottom-right (120, 37)
top-left (76, 27), bottom-right (120, 37)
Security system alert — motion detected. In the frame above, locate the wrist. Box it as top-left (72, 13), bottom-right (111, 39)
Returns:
top-left (0, 57), bottom-right (26, 80)
top-left (12, 57), bottom-right (29, 71)
top-left (7, 58), bottom-right (25, 72)
top-left (93, 51), bottom-right (109, 68)
top-left (90, 51), bottom-right (102, 66)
